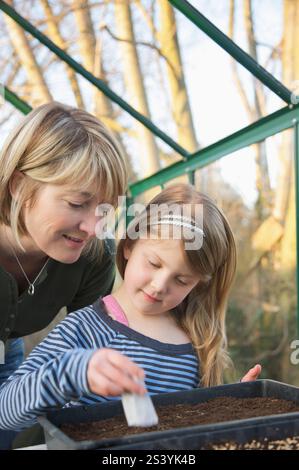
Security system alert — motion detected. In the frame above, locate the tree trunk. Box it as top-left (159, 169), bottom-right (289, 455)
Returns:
top-left (3, 0), bottom-right (52, 104)
top-left (72, 0), bottom-right (96, 72)
top-left (274, 0), bottom-right (298, 256)
top-left (228, 1), bottom-right (271, 218)
top-left (273, 0), bottom-right (298, 224)
top-left (73, 0), bottom-right (133, 178)
top-left (243, 0), bottom-right (271, 218)
top-left (40, 0), bottom-right (84, 108)
top-left (73, 0), bottom-right (110, 119)
top-left (157, 0), bottom-right (198, 153)
top-left (114, 0), bottom-right (160, 177)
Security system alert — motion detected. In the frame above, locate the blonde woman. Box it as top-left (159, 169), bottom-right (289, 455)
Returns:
top-left (0, 183), bottom-right (261, 439)
top-left (0, 102), bottom-right (145, 448)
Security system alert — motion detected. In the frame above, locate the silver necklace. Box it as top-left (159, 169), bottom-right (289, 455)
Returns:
top-left (11, 247), bottom-right (50, 296)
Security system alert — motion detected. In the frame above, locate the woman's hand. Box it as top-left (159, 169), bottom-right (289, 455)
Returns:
top-left (240, 364), bottom-right (262, 382)
top-left (87, 348), bottom-right (146, 397)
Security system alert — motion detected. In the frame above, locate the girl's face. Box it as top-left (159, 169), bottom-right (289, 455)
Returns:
top-left (122, 238), bottom-right (201, 316)
top-left (22, 182), bottom-right (104, 263)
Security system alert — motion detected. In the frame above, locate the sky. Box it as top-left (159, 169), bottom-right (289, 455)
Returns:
top-left (0, 0), bottom-right (287, 207)
top-left (177, 0), bottom-right (285, 206)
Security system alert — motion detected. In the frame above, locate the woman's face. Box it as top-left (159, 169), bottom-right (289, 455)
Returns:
top-left (22, 182), bottom-right (104, 263)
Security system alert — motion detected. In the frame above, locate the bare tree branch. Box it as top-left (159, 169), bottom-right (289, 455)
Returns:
top-left (102, 24), bottom-right (164, 58)
top-left (263, 40), bottom-right (282, 70)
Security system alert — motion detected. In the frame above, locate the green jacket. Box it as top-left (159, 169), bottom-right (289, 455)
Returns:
top-left (0, 241), bottom-right (116, 342)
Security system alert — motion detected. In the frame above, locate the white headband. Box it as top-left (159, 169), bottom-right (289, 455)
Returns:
top-left (150, 215), bottom-right (205, 237)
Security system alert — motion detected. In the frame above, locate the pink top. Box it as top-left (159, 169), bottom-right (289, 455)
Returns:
top-left (102, 294), bottom-right (129, 326)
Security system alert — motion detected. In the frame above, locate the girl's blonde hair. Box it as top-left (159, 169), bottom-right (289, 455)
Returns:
top-left (0, 101), bottom-right (127, 258)
top-left (116, 183), bottom-right (237, 388)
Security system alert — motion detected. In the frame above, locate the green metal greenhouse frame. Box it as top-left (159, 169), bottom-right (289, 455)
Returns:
top-left (0, 0), bottom-right (298, 333)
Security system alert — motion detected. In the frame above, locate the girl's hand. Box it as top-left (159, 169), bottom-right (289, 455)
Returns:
top-left (87, 348), bottom-right (146, 397)
top-left (240, 364), bottom-right (262, 382)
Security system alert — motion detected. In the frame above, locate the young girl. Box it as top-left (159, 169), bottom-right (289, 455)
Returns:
top-left (0, 183), bottom-right (261, 432)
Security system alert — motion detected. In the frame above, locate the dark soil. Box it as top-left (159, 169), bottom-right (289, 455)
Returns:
top-left (60, 396), bottom-right (299, 442)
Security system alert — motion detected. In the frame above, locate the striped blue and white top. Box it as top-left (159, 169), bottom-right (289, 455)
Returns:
top-left (0, 299), bottom-right (199, 431)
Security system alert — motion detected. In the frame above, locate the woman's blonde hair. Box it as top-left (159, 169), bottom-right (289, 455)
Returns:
top-left (116, 183), bottom-right (237, 388)
top-left (0, 101), bottom-right (127, 258)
